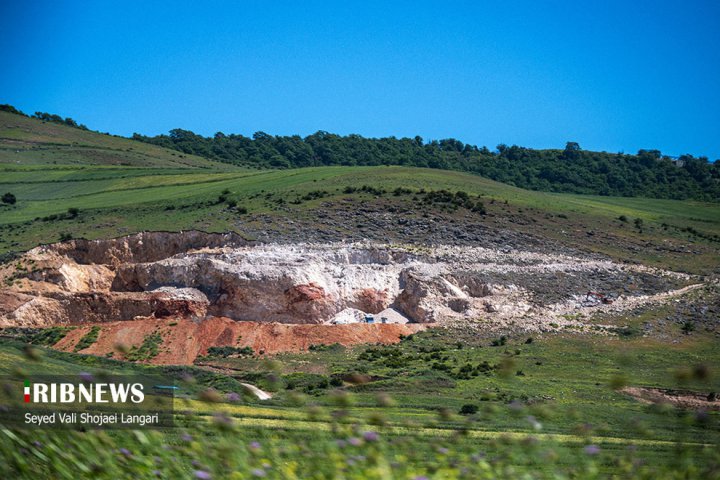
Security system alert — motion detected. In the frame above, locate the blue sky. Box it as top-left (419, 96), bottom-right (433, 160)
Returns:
top-left (1, 1), bottom-right (719, 158)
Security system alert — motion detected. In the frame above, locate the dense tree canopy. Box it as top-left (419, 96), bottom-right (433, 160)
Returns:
top-left (133, 130), bottom-right (720, 201)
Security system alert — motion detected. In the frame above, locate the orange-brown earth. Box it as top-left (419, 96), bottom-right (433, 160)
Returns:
top-left (53, 316), bottom-right (425, 364)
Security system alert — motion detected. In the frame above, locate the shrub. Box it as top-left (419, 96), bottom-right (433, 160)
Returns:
top-left (1, 193), bottom-right (16, 204)
top-left (459, 404), bottom-right (479, 415)
top-left (59, 232), bottom-right (73, 242)
top-left (205, 346), bottom-right (254, 358)
top-left (308, 343), bottom-right (344, 352)
top-left (74, 326), bottom-right (101, 352)
top-left (67, 207), bottom-right (79, 218)
top-left (681, 321), bottom-right (695, 335)
top-left (30, 326), bottom-right (74, 346)
top-left (284, 373), bottom-right (330, 393)
top-left (125, 333), bottom-right (163, 361)
top-left (491, 336), bottom-right (507, 347)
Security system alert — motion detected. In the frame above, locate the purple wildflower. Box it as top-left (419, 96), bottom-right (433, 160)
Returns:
top-left (119, 448), bottom-right (131, 457)
top-left (348, 437), bottom-right (362, 446)
top-left (32, 441), bottom-right (42, 448)
top-left (79, 372), bottom-right (94, 382)
top-left (194, 470), bottom-right (211, 479)
top-left (182, 433), bottom-right (193, 442)
top-left (251, 468), bottom-right (266, 477)
top-left (249, 441), bottom-right (261, 451)
top-left (584, 444), bottom-right (601, 456)
top-left (362, 431), bottom-right (379, 442)
top-left (413, 476), bottom-right (430, 480)
top-left (227, 392), bottom-right (241, 402)
top-left (335, 439), bottom-right (347, 448)
top-left (437, 447), bottom-right (449, 455)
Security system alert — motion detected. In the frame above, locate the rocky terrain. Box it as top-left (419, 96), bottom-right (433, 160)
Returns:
top-left (0, 230), bottom-right (706, 364)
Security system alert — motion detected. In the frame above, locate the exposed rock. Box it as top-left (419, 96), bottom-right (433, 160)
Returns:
top-left (0, 231), bottom-right (704, 351)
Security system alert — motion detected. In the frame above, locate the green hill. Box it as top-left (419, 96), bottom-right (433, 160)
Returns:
top-left (0, 110), bottom-right (236, 169)
top-left (1, 161), bottom-right (718, 274)
top-left (133, 127), bottom-right (720, 201)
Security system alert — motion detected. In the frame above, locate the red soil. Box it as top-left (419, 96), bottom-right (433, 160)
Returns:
top-left (53, 316), bottom-right (426, 365)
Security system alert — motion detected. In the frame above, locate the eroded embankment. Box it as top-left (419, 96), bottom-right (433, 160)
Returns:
top-left (51, 317), bottom-right (424, 364)
top-left (0, 231), bottom-right (701, 362)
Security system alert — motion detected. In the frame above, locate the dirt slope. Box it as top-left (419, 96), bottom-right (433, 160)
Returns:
top-left (53, 316), bottom-right (424, 364)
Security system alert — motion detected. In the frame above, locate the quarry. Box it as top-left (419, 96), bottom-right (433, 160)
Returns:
top-left (0, 231), bottom-right (701, 364)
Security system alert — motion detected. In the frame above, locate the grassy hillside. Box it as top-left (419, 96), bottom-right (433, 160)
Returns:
top-left (1, 164), bottom-right (719, 273)
top-left (0, 111), bottom-right (237, 169)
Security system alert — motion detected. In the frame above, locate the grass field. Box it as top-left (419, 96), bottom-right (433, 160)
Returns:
top-left (1, 324), bottom-right (718, 478)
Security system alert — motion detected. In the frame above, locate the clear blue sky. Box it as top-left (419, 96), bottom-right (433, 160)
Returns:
top-left (2, 1), bottom-right (719, 159)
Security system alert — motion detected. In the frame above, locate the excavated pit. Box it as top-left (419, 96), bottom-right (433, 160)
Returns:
top-left (0, 231), bottom-right (701, 362)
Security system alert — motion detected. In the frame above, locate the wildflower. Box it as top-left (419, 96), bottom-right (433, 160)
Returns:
top-left (437, 447), bottom-right (449, 455)
top-left (471, 452), bottom-right (485, 462)
top-left (526, 415), bottom-right (542, 431)
top-left (251, 468), bottom-right (266, 477)
top-left (249, 441), bottom-right (261, 451)
top-left (335, 439), bottom-right (347, 448)
top-left (32, 441), bottom-right (42, 448)
top-left (182, 433), bottom-right (193, 442)
top-left (119, 448), bottom-right (132, 457)
top-left (348, 437), bottom-right (362, 446)
top-left (413, 476), bottom-right (430, 480)
top-left (584, 445), bottom-right (601, 456)
top-left (362, 431), bottom-right (379, 442)
top-left (79, 372), bottom-right (94, 382)
top-left (194, 470), bottom-right (212, 479)
top-left (227, 392), bottom-right (241, 402)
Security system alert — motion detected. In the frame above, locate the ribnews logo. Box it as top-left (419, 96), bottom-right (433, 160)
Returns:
top-left (23, 379), bottom-right (145, 404)
top-left (1, 375), bottom-right (175, 429)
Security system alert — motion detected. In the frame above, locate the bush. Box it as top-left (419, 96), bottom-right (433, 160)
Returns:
top-left (67, 207), bottom-right (79, 218)
top-left (284, 373), bottom-right (330, 393)
top-left (491, 336), bottom-right (507, 347)
top-left (74, 326), bottom-right (101, 352)
top-left (681, 321), bottom-right (695, 335)
top-left (125, 333), bottom-right (163, 361)
top-left (308, 343), bottom-right (344, 352)
top-left (1, 193), bottom-right (16, 204)
top-left (59, 232), bottom-right (73, 242)
top-left (459, 404), bottom-right (479, 415)
top-left (205, 346), bottom-right (254, 358)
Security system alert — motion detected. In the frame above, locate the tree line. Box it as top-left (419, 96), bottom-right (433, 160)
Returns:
top-left (0, 104), bottom-right (89, 130)
top-left (132, 129), bottom-right (719, 201)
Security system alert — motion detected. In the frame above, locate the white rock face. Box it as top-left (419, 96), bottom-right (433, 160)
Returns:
top-left (107, 242), bottom-right (693, 325)
top-left (1, 234), bottom-right (697, 330)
